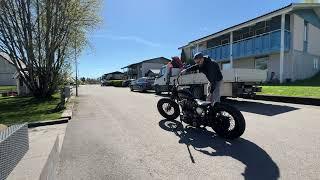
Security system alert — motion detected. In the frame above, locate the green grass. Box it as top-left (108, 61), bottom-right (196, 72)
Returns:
top-left (0, 86), bottom-right (17, 92)
top-left (257, 86), bottom-right (320, 98)
top-left (0, 94), bottom-right (64, 126)
top-left (258, 72), bottom-right (320, 98)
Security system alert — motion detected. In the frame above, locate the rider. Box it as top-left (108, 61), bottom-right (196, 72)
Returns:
top-left (182, 52), bottom-right (223, 103)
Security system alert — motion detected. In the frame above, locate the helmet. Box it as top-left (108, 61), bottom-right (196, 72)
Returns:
top-left (193, 52), bottom-right (203, 60)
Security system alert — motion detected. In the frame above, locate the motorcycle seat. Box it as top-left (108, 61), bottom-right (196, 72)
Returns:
top-left (195, 99), bottom-right (212, 107)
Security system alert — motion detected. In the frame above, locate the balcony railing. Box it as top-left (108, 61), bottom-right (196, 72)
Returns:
top-left (200, 29), bottom-right (291, 61)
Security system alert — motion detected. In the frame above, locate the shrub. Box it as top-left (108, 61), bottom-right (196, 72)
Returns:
top-left (108, 80), bottom-right (124, 87)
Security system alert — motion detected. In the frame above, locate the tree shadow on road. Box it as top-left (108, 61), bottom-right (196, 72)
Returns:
top-left (159, 119), bottom-right (280, 180)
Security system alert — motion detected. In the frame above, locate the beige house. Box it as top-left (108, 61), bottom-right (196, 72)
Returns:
top-left (180, 3), bottom-right (320, 83)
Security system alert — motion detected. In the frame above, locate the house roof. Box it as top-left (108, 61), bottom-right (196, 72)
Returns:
top-left (0, 52), bottom-right (27, 69)
top-left (121, 57), bottom-right (170, 69)
top-left (179, 3), bottom-right (320, 49)
top-left (104, 71), bottom-right (124, 76)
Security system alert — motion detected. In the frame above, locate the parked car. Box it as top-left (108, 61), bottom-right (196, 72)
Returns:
top-left (101, 81), bottom-right (110, 86)
top-left (130, 77), bottom-right (154, 92)
top-left (122, 79), bottom-right (135, 87)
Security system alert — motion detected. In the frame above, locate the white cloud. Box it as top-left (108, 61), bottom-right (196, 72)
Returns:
top-left (91, 34), bottom-right (161, 47)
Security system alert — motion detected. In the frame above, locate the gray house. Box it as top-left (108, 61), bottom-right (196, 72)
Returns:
top-left (180, 3), bottom-right (320, 83)
top-left (0, 53), bottom-right (16, 86)
top-left (122, 57), bottom-right (170, 79)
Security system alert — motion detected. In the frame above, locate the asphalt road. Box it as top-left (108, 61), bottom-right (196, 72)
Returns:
top-left (58, 85), bottom-right (320, 180)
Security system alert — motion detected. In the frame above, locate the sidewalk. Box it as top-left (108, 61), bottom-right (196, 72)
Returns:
top-left (7, 124), bottom-right (67, 180)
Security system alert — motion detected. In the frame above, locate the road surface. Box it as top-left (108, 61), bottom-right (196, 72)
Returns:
top-left (58, 85), bottom-right (320, 180)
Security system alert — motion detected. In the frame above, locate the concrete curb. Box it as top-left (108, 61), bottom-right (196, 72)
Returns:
top-left (252, 95), bottom-right (320, 106)
top-left (61, 96), bottom-right (75, 120)
top-left (28, 118), bottom-right (69, 128)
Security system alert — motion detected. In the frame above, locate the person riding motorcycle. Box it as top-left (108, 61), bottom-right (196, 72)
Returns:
top-left (181, 52), bottom-right (223, 103)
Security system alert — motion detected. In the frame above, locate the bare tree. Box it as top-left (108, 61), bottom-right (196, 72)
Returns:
top-left (0, 0), bottom-right (101, 98)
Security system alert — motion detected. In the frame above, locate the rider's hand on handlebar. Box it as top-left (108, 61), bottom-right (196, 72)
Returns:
top-left (180, 69), bottom-right (187, 75)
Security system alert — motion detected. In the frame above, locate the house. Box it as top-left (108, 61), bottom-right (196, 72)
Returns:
top-left (13, 71), bottom-right (30, 96)
top-left (145, 69), bottom-right (160, 78)
top-left (102, 71), bottom-right (125, 81)
top-left (0, 52), bottom-right (29, 95)
top-left (121, 57), bottom-right (170, 79)
top-left (0, 53), bottom-right (16, 86)
top-left (179, 3), bottom-right (320, 83)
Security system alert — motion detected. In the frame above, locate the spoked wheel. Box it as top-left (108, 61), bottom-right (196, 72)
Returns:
top-left (157, 98), bottom-right (180, 120)
top-left (211, 103), bottom-right (246, 140)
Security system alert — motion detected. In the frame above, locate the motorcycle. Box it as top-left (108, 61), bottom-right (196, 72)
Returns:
top-left (157, 74), bottom-right (246, 140)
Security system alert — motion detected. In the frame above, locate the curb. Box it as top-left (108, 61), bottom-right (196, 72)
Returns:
top-left (28, 118), bottom-right (69, 128)
top-left (61, 96), bottom-right (75, 120)
top-left (252, 95), bottom-right (320, 106)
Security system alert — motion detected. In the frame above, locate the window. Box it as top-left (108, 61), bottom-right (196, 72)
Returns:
top-left (255, 57), bottom-right (268, 70)
top-left (314, 58), bottom-right (319, 70)
top-left (222, 62), bottom-right (231, 70)
top-left (19, 77), bottom-right (23, 86)
top-left (303, 21), bottom-right (308, 52)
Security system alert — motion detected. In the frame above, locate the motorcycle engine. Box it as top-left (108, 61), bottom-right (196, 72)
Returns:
top-left (179, 99), bottom-right (205, 125)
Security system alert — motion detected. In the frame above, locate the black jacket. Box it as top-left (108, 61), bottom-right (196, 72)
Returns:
top-left (186, 57), bottom-right (223, 93)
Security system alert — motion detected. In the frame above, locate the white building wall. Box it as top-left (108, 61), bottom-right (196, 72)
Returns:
top-left (233, 58), bottom-right (255, 69)
top-left (0, 57), bottom-right (16, 85)
top-left (307, 23), bottom-right (320, 56)
top-left (292, 14), bottom-right (304, 51)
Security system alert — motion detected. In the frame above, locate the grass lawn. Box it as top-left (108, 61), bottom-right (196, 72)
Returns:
top-left (258, 72), bottom-right (320, 98)
top-left (0, 85), bottom-right (17, 92)
top-left (257, 86), bottom-right (320, 98)
top-left (0, 93), bottom-right (64, 126)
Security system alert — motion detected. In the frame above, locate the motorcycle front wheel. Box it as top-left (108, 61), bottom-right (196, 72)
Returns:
top-left (211, 103), bottom-right (246, 140)
top-left (157, 98), bottom-right (180, 120)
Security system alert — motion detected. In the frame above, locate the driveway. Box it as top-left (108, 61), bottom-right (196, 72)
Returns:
top-left (58, 85), bottom-right (320, 180)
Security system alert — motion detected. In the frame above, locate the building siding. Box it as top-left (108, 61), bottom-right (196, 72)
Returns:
top-left (288, 50), bottom-right (319, 81)
top-left (308, 23), bottom-right (320, 56)
top-left (233, 58), bottom-right (255, 69)
top-left (292, 14), bottom-right (304, 51)
top-left (0, 56), bottom-right (16, 86)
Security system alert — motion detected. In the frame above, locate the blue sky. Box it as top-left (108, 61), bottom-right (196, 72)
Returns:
top-left (79, 0), bottom-right (300, 78)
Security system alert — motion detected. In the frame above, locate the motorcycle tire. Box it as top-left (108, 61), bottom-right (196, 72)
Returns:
top-left (157, 98), bottom-right (180, 120)
top-left (211, 103), bottom-right (246, 140)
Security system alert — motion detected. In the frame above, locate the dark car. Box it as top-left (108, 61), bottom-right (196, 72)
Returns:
top-left (101, 81), bottom-right (110, 86)
top-left (130, 77), bottom-right (154, 92)
top-left (122, 79), bottom-right (135, 87)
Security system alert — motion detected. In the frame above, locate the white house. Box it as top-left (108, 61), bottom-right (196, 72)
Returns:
top-left (122, 57), bottom-right (171, 79)
top-left (179, 3), bottom-right (320, 83)
top-left (0, 53), bottom-right (16, 86)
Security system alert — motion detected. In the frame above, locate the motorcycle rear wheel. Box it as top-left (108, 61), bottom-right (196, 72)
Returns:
top-left (211, 103), bottom-right (246, 140)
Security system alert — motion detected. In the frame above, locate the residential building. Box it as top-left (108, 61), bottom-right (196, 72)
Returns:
top-left (179, 3), bottom-right (320, 83)
top-left (122, 57), bottom-right (170, 79)
top-left (102, 71), bottom-right (125, 80)
top-left (145, 69), bottom-right (160, 78)
top-left (0, 53), bottom-right (16, 86)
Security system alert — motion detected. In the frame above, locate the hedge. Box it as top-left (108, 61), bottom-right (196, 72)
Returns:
top-left (108, 80), bottom-right (124, 87)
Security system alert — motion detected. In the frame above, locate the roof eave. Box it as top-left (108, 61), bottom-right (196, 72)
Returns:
top-left (178, 3), bottom-right (296, 49)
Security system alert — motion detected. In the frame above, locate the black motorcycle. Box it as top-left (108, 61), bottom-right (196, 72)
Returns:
top-left (157, 74), bottom-right (246, 140)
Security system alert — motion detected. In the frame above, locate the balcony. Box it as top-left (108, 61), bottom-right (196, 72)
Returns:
top-left (201, 29), bottom-right (291, 61)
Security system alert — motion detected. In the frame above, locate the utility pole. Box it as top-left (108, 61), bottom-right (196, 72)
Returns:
top-left (75, 33), bottom-right (78, 96)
